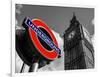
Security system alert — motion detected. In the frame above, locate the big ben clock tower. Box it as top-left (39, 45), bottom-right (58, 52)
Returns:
top-left (63, 14), bottom-right (94, 70)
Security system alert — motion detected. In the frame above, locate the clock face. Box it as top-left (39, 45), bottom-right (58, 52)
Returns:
top-left (67, 31), bottom-right (75, 40)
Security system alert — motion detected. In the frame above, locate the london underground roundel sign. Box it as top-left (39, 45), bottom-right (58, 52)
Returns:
top-left (24, 17), bottom-right (61, 60)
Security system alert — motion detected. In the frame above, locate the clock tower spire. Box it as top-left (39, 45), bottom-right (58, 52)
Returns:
top-left (70, 13), bottom-right (80, 27)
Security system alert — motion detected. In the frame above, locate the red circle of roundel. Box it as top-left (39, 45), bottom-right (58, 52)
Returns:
top-left (28, 19), bottom-right (59, 60)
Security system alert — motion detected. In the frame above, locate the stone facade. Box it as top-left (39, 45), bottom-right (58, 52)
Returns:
top-left (63, 14), bottom-right (94, 70)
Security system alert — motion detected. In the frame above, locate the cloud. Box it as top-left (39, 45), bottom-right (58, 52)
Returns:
top-left (16, 4), bottom-right (23, 15)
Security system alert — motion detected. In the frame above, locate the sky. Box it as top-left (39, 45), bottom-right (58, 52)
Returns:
top-left (16, 4), bottom-right (94, 37)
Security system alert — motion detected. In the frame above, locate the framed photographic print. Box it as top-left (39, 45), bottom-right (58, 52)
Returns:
top-left (11, 0), bottom-right (95, 77)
